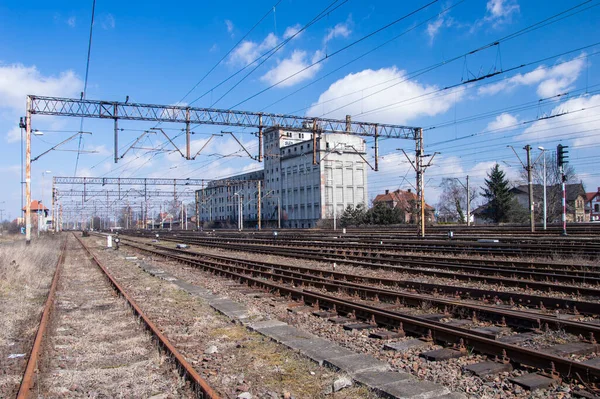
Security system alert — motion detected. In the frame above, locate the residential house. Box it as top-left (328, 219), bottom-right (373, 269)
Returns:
top-left (22, 200), bottom-right (51, 232)
top-left (373, 189), bottom-right (435, 223)
top-left (473, 183), bottom-right (587, 224)
top-left (586, 187), bottom-right (600, 222)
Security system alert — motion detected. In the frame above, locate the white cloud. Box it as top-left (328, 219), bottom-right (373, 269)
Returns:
top-left (225, 19), bottom-right (234, 37)
top-left (229, 33), bottom-right (278, 66)
top-left (6, 126), bottom-right (21, 143)
top-left (324, 21), bottom-right (351, 44)
top-left (306, 67), bottom-right (463, 124)
top-left (0, 64), bottom-right (82, 111)
top-left (209, 43), bottom-right (218, 52)
top-left (67, 16), bottom-right (76, 28)
top-left (516, 94), bottom-right (600, 147)
top-left (426, 10), bottom-right (455, 44)
top-left (0, 63), bottom-right (82, 142)
top-left (426, 17), bottom-right (444, 43)
top-left (486, 113), bottom-right (519, 131)
top-left (486, 0), bottom-right (520, 25)
top-left (283, 24), bottom-right (302, 40)
top-left (101, 14), bottom-right (115, 30)
top-left (85, 144), bottom-right (110, 156)
top-left (260, 49), bottom-right (323, 87)
top-left (478, 55), bottom-right (586, 97)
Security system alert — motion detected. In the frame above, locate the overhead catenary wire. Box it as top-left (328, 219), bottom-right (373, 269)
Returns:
top-left (229, 0), bottom-right (441, 109)
top-left (188, 0), bottom-right (348, 109)
top-left (177, 0), bottom-right (283, 106)
top-left (74, 0), bottom-right (96, 176)
top-left (260, 0), bottom-right (468, 112)
top-left (209, 0), bottom-right (349, 108)
top-left (286, 0), bottom-right (597, 118)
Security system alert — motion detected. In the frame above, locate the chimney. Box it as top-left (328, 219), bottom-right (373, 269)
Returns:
top-left (407, 188), bottom-right (411, 193)
top-left (385, 189), bottom-right (389, 195)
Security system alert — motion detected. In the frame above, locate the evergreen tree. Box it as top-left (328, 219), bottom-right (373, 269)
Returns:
top-left (481, 164), bottom-right (513, 223)
top-left (340, 203), bottom-right (367, 227)
top-left (366, 202), bottom-right (403, 225)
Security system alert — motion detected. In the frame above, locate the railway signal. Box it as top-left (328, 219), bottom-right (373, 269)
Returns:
top-left (557, 144), bottom-right (569, 168)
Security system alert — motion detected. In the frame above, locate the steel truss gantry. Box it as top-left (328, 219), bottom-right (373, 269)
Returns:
top-left (24, 95), bottom-right (428, 243)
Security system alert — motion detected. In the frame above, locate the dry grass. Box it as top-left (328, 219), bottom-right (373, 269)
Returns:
top-left (0, 236), bottom-right (61, 398)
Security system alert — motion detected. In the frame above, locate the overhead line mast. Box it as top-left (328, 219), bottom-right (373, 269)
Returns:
top-left (24, 95), bottom-right (428, 240)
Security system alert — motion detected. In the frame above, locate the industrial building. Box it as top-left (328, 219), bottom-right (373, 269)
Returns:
top-left (197, 127), bottom-right (369, 228)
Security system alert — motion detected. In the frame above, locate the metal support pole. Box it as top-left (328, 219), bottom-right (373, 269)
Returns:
top-left (416, 128), bottom-right (425, 237)
top-left (542, 152), bottom-right (547, 231)
top-left (312, 120), bottom-right (317, 165)
top-left (561, 166), bottom-right (567, 236)
top-left (524, 145), bottom-right (535, 233)
top-left (185, 107), bottom-right (191, 160)
top-left (52, 185), bottom-right (56, 232)
top-left (257, 181), bottom-right (261, 230)
top-left (258, 114), bottom-right (263, 162)
top-left (277, 196), bottom-right (281, 229)
top-left (195, 190), bottom-right (200, 230)
top-left (239, 195), bottom-right (242, 231)
top-left (466, 175), bottom-right (470, 227)
top-left (374, 126), bottom-right (379, 172)
top-left (25, 96), bottom-right (32, 244)
top-left (113, 103), bottom-right (119, 163)
top-left (333, 180), bottom-right (337, 231)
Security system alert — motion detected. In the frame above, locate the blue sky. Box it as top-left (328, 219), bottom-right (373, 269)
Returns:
top-left (1, 0), bottom-right (599, 221)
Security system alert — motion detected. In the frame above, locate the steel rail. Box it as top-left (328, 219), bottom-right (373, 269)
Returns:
top-left (152, 231), bottom-right (600, 272)
top-left (16, 238), bottom-right (67, 399)
top-left (122, 234), bottom-right (600, 313)
top-left (74, 234), bottom-right (220, 399)
top-left (115, 237), bottom-right (600, 383)
top-left (143, 235), bottom-right (600, 298)
top-left (119, 238), bottom-right (600, 338)
top-left (151, 231), bottom-right (599, 258)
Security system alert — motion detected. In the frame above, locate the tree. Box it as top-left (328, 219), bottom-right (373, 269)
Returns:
top-left (340, 203), bottom-right (367, 227)
top-left (365, 202), bottom-right (403, 225)
top-left (437, 178), bottom-right (478, 223)
top-left (519, 152), bottom-right (578, 223)
top-left (480, 164), bottom-right (514, 223)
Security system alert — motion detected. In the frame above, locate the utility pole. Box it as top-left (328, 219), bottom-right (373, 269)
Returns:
top-left (538, 147), bottom-right (547, 230)
top-left (557, 144), bottom-right (569, 235)
top-left (452, 176), bottom-right (471, 226)
top-left (195, 190), bottom-right (200, 230)
top-left (508, 145), bottom-right (539, 233)
top-left (327, 173), bottom-right (337, 231)
top-left (277, 196), bottom-right (281, 229)
top-left (466, 175), bottom-right (470, 226)
top-left (401, 128), bottom-right (437, 237)
top-left (257, 181), bottom-right (261, 230)
top-left (25, 96), bottom-right (32, 244)
top-left (525, 145), bottom-right (535, 233)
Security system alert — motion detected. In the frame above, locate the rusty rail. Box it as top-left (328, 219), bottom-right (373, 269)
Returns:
top-left (16, 237), bottom-right (67, 399)
top-left (73, 233), bottom-right (219, 398)
top-left (118, 236), bottom-right (600, 383)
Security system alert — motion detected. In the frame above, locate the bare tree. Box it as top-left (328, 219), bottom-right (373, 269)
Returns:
top-left (437, 178), bottom-right (478, 223)
top-left (519, 151), bottom-right (578, 223)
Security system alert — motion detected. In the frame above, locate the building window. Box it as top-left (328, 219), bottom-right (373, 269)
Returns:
top-left (595, 204), bottom-right (599, 212)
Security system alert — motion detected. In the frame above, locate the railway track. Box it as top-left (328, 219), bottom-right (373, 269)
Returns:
top-left (133, 229), bottom-right (600, 259)
top-left (119, 236), bottom-right (600, 334)
top-left (126, 233), bottom-right (600, 301)
top-left (202, 223), bottom-right (600, 237)
top-left (16, 233), bottom-right (218, 399)
top-left (113, 234), bottom-right (600, 394)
